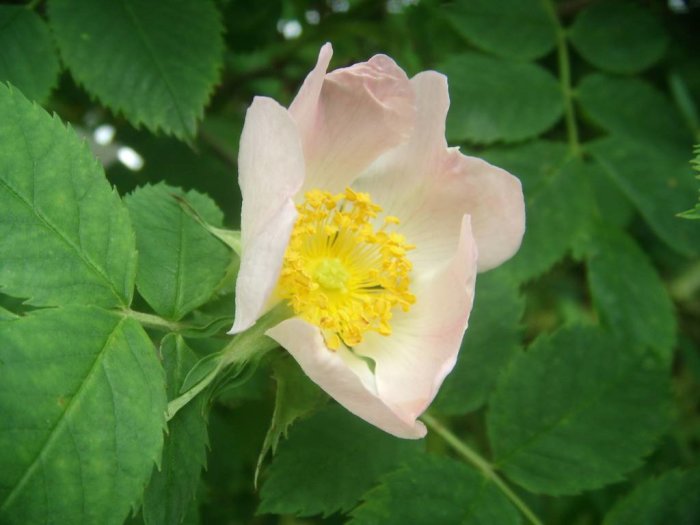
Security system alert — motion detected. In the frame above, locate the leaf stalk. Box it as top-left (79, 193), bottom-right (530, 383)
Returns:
top-left (543, 0), bottom-right (581, 158)
top-left (421, 413), bottom-right (544, 525)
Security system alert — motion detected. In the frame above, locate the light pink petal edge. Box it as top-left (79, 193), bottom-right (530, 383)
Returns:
top-left (266, 318), bottom-right (427, 439)
top-left (290, 46), bottom-right (416, 195)
top-left (356, 71), bottom-right (525, 273)
top-left (355, 215), bottom-right (478, 421)
top-left (230, 97), bottom-right (305, 333)
top-left (288, 42), bottom-right (333, 147)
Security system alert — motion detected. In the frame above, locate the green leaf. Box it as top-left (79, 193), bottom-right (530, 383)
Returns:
top-left (0, 305), bottom-right (18, 321)
top-left (577, 74), bottom-right (692, 152)
top-left (587, 158), bottom-right (635, 229)
top-left (0, 306), bottom-right (167, 524)
top-left (603, 468), bottom-right (700, 525)
top-left (488, 325), bottom-right (670, 495)
top-left (256, 355), bottom-right (328, 484)
top-left (0, 7), bottom-right (60, 103)
top-left (0, 83), bottom-right (137, 308)
top-left (48, 0), bottom-right (224, 139)
top-left (349, 455), bottom-right (520, 525)
top-left (584, 226), bottom-right (676, 361)
top-left (125, 183), bottom-right (232, 320)
top-left (481, 141), bottom-right (595, 282)
top-left (258, 405), bottom-right (423, 517)
top-left (439, 53), bottom-right (563, 144)
top-left (569, 0), bottom-right (668, 74)
top-left (445, 0), bottom-right (556, 61)
top-left (588, 137), bottom-right (700, 257)
top-left (142, 335), bottom-right (208, 525)
top-left (433, 269), bottom-right (523, 415)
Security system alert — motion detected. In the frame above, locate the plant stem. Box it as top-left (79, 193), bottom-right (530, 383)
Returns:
top-left (26, 0), bottom-right (41, 10)
top-left (543, 0), bottom-right (581, 158)
top-left (165, 303), bottom-right (292, 420)
top-left (421, 413), bottom-right (544, 525)
top-left (124, 309), bottom-right (183, 332)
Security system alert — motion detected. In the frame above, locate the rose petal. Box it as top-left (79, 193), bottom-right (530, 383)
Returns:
top-left (230, 97), bottom-right (305, 333)
top-left (356, 72), bottom-right (525, 273)
top-left (354, 215), bottom-right (478, 421)
top-left (266, 318), bottom-right (427, 439)
top-left (288, 42), bottom-right (333, 148)
top-left (290, 50), bottom-right (416, 194)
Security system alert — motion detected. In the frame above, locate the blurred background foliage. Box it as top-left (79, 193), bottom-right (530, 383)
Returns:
top-left (2, 0), bottom-right (700, 523)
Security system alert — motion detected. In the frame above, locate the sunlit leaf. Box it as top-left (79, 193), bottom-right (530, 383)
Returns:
top-left (0, 307), bottom-right (166, 524)
top-left (0, 83), bottom-right (137, 308)
top-left (125, 183), bottom-right (232, 320)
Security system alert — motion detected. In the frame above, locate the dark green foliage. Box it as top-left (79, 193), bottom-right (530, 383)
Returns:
top-left (439, 53), bottom-right (563, 144)
top-left (0, 6), bottom-right (59, 102)
top-left (584, 226), bottom-right (676, 360)
top-left (482, 142), bottom-right (595, 282)
top-left (258, 406), bottom-right (423, 517)
top-left (349, 455), bottom-right (521, 525)
top-left (445, 0), bottom-right (556, 60)
top-left (433, 269), bottom-right (524, 414)
top-left (0, 1), bottom-right (698, 524)
top-left (489, 326), bottom-right (671, 495)
top-left (48, 0), bottom-right (224, 139)
top-left (604, 468), bottom-right (700, 525)
top-left (142, 335), bottom-right (209, 525)
top-left (569, 0), bottom-right (668, 74)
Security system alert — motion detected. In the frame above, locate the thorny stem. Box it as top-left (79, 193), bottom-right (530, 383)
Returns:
top-left (543, 0), bottom-right (582, 158)
top-left (421, 413), bottom-right (544, 525)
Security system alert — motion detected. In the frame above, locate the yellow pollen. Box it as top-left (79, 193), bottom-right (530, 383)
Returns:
top-left (277, 188), bottom-right (416, 350)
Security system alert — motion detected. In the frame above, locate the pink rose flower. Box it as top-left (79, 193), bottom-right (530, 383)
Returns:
top-left (229, 43), bottom-right (525, 438)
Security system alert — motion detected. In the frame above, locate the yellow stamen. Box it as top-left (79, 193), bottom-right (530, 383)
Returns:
top-left (277, 188), bottom-right (416, 349)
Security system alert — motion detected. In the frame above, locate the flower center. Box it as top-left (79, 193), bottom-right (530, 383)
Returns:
top-left (313, 258), bottom-right (349, 291)
top-left (277, 188), bottom-right (416, 350)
